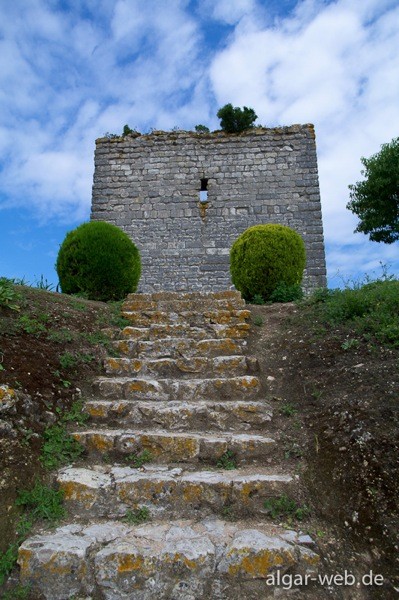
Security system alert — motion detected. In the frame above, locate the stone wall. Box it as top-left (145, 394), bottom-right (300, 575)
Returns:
top-left (91, 125), bottom-right (327, 293)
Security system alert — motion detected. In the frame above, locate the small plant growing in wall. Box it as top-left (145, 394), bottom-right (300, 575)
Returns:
top-left (124, 449), bottom-right (153, 468)
top-left (216, 449), bottom-right (237, 470)
top-left (123, 124), bottom-right (134, 136)
top-left (264, 495), bottom-right (310, 522)
top-left (195, 124), bottom-right (210, 133)
top-left (217, 103), bottom-right (258, 133)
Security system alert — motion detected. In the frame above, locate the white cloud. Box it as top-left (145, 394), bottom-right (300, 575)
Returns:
top-left (202, 0), bottom-right (259, 25)
top-left (209, 0), bottom-right (399, 279)
top-left (0, 0), bottom-right (204, 221)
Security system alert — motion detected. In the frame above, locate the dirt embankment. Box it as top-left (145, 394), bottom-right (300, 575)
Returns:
top-left (247, 303), bottom-right (398, 600)
top-left (0, 287), bottom-right (117, 556)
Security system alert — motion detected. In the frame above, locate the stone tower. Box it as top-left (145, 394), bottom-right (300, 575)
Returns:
top-left (91, 125), bottom-right (327, 292)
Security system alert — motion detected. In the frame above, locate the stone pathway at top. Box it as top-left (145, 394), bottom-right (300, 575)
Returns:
top-left (18, 291), bottom-right (320, 599)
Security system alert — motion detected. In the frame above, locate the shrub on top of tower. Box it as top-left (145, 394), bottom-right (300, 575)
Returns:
top-left (217, 103), bottom-right (258, 133)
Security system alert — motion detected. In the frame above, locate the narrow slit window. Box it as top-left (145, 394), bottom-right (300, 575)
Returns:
top-left (199, 178), bottom-right (208, 202)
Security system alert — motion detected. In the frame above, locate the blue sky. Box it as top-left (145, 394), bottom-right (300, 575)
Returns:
top-left (0, 0), bottom-right (398, 289)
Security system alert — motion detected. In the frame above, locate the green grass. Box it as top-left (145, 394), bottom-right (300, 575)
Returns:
top-left (17, 315), bottom-right (47, 336)
top-left (269, 283), bottom-right (303, 303)
top-left (47, 328), bottom-right (76, 343)
top-left (0, 515), bottom-right (35, 585)
top-left (16, 481), bottom-right (65, 522)
top-left (252, 315), bottom-right (264, 327)
top-left (303, 278), bottom-right (399, 347)
top-left (40, 424), bottom-right (85, 469)
top-left (2, 584), bottom-right (31, 599)
top-left (216, 450), bottom-right (237, 470)
top-left (94, 300), bottom-right (131, 329)
top-left (0, 544), bottom-right (20, 586)
top-left (284, 442), bottom-right (303, 460)
top-left (0, 278), bottom-right (21, 311)
top-left (80, 330), bottom-right (117, 355)
top-left (70, 299), bottom-right (90, 311)
top-left (264, 495), bottom-right (310, 522)
top-left (57, 399), bottom-right (89, 426)
top-left (123, 506), bottom-right (150, 525)
top-left (250, 294), bottom-right (265, 305)
top-left (52, 370), bottom-right (72, 388)
top-left (0, 277), bottom-right (22, 310)
top-left (58, 351), bottom-right (78, 370)
top-left (0, 484), bottom-right (65, 585)
top-left (58, 351), bottom-right (96, 371)
top-left (124, 449), bottom-right (153, 468)
top-left (280, 403), bottom-right (297, 417)
top-left (221, 505), bottom-right (235, 520)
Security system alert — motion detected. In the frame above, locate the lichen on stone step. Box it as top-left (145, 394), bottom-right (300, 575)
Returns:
top-left (18, 518), bottom-right (319, 600)
top-left (103, 354), bottom-right (256, 378)
top-left (72, 428), bottom-right (276, 464)
top-left (84, 399), bottom-right (273, 432)
top-left (93, 375), bottom-right (261, 401)
top-left (57, 465), bottom-right (294, 519)
top-left (112, 336), bottom-right (245, 359)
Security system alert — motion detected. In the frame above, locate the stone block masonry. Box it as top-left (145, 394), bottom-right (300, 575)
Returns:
top-left (91, 125), bottom-right (327, 292)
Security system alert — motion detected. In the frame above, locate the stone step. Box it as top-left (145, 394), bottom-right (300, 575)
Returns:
top-left (123, 289), bottom-right (245, 309)
top-left (113, 337), bottom-right (245, 359)
top-left (123, 297), bottom-right (246, 312)
top-left (117, 322), bottom-right (251, 342)
top-left (57, 465), bottom-right (294, 520)
top-left (18, 518), bottom-right (319, 600)
top-left (104, 355), bottom-right (258, 378)
top-left (85, 399), bottom-right (272, 432)
top-left (72, 429), bottom-right (276, 464)
top-left (121, 309), bottom-right (251, 328)
top-left (92, 375), bottom-right (261, 401)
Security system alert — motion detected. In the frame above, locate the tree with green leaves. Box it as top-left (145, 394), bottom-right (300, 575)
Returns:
top-left (347, 137), bottom-right (399, 243)
top-left (217, 103), bottom-right (258, 133)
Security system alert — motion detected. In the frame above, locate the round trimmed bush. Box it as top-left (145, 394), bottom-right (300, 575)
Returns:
top-left (56, 221), bottom-right (141, 301)
top-left (230, 224), bottom-right (306, 301)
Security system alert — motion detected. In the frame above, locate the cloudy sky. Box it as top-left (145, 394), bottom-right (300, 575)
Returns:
top-left (0, 0), bottom-right (398, 288)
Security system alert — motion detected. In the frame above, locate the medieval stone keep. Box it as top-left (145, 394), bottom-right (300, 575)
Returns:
top-left (91, 125), bottom-right (327, 292)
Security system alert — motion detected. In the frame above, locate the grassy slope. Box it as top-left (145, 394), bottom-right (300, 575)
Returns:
top-left (247, 278), bottom-right (399, 597)
top-left (0, 283), bottom-right (126, 591)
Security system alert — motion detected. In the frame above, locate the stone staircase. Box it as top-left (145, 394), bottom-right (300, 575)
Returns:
top-left (18, 291), bottom-right (320, 599)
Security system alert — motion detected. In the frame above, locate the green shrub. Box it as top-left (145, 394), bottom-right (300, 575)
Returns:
top-left (195, 124), bottom-right (210, 133)
top-left (306, 278), bottom-right (399, 346)
top-left (40, 424), bottom-right (85, 469)
top-left (0, 278), bottom-right (21, 311)
top-left (269, 282), bottom-right (304, 303)
top-left (264, 495), bottom-right (310, 521)
top-left (230, 224), bottom-right (306, 301)
top-left (217, 104), bottom-right (258, 133)
top-left (16, 481), bottom-right (65, 522)
top-left (124, 449), bottom-right (153, 468)
top-left (123, 506), bottom-right (150, 525)
top-left (252, 315), bottom-right (264, 327)
top-left (251, 294), bottom-right (265, 305)
top-left (56, 221), bottom-right (141, 301)
top-left (216, 450), bottom-right (237, 470)
top-left (122, 124), bottom-right (133, 136)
